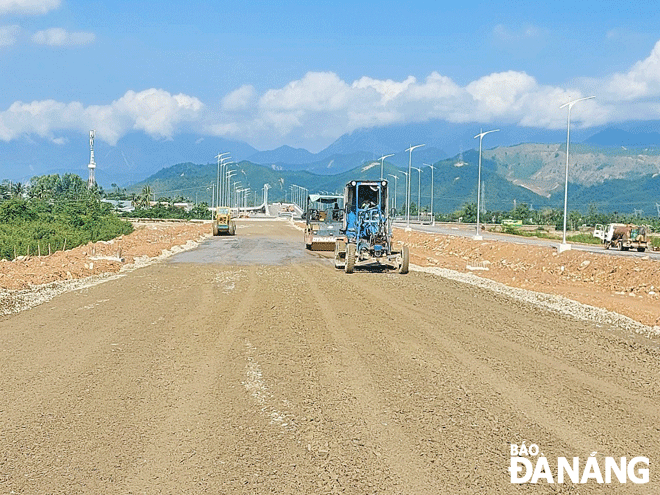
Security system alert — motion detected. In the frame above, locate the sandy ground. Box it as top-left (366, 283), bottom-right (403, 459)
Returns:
top-left (1, 218), bottom-right (659, 331)
top-left (394, 228), bottom-right (660, 330)
top-left (0, 220), bottom-right (210, 291)
top-left (1, 219), bottom-right (658, 494)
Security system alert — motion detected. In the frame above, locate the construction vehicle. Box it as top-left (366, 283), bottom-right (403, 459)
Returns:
top-left (304, 194), bottom-right (344, 250)
top-left (593, 223), bottom-right (648, 252)
top-left (212, 206), bottom-right (236, 236)
top-left (334, 180), bottom-right (409, 274)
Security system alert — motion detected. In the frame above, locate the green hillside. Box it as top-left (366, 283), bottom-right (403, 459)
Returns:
top-left (128, 153), bottom-right (660, 215)
top-left (129, 156), bottom-right (551, 214)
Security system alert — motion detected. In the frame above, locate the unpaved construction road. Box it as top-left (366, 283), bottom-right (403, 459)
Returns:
top-left (1, 220), bottom-right (659, 494)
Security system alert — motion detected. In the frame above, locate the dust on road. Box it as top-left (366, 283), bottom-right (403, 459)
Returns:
top-left (0, 220), bottom-right (658, 494)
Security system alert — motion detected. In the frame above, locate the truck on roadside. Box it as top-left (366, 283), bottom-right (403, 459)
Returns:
top-left (593, 223), bottom-right (648, 252)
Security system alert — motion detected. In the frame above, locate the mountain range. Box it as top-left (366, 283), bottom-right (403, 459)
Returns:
top-left (3, 119), bottom-right (660, 214)
top-left (129, 146), bottom-right (660, 215)
top-left (6, 119), bottom-right (660, 188)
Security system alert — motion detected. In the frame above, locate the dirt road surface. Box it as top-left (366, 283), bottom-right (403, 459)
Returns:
top-left (1, 220), bottom-right (659, 493)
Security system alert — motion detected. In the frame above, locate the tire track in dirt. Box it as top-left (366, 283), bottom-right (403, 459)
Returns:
top-left (336, 268), bottom-right (660, 490)
top-left (340, 271), bottom-right (605, 454)
top-left (118, 264), bottom-right (258, 493)
top-left (379, 285), bottom-right (660, 422)
top-left (292, 263), bottom-right (443, 494)
top-left (218, 262), bottom-right (405, 493)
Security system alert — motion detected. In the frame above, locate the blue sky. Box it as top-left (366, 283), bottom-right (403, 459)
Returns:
top-left (1, 0), bottom-right (660, 151)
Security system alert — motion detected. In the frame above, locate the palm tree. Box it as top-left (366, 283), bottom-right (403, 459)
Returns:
top-left (11, 182), bottom-right (25, 198)
top-left (140, 185), bottom-right (153, 208)
top-left (0, 181), bottom-right (11, 199)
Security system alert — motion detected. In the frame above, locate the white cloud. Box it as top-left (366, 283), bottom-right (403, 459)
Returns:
top-left (32, 27), bottom-right (95, 46)
top-left (221, 85), bottom-right (256, 111)
top-left (5, 38), bottom-right (660, 149)
top-left (467, 71), bottom-right (538, 116)
top-left (0, 24), bottom-right (19, 46)
top-left (352, 75), bottom-right (416, 102)
top-left (260, 72), bottom-right (351, 112)
top-left (0, 89), bottom-right (203, 145)
top-left (605, 39), bottom-right (660, 101)
top-left (0, 0), bottom-right (60, 15)
top-left (213, 69), bottom-right (596, 146)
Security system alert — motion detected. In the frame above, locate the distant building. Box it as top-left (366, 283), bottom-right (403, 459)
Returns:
top-left (101, 199), bottom-right (134, 212)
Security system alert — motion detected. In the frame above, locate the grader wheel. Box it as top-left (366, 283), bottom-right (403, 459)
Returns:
top-left (345, 244), bottom-right (356, 274)
top-left (399, 245), bottom-right (409, 274)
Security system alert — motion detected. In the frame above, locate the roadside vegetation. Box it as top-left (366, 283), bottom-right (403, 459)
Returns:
top-left (432, 202), bottom-right (660, 243)
top-left (0, 175), bottom-right (133, 260)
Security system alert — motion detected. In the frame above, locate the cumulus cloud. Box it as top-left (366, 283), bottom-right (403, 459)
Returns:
top-left (605, 39), bottom-right (660, 101)
top-left (0, 88), bottom-right (203, 145)
top-left (0, 24), bottom-right (19, 46)
top-left (212, 69), bottom-right (603, 147)
top-left (32, 27), bottom-right (95, 46)
top-left (260, 72), bottom-right (351, 112)
top-left (221, 85), bottom-right (256, 111)
top-left (5, 38), bottom-right (660, 149)
top-left (0, 0), bottom-right (60, 16)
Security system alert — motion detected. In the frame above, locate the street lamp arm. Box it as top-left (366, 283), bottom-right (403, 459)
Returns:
top-left (560, 95), bottom-right (595, 109)
top-left (473, 129), bottom-right (500, 140)
top-left (405, 144), bottom-right (425, 153)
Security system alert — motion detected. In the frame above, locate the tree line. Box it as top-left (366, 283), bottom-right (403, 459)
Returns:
top-left (0, 174), bottom-right (132, 260)
top-left (437, 202), bottom-right (660, 231)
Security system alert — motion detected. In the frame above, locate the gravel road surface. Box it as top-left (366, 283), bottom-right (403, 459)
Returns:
top-left (1, 220), bottom-right (659, 493)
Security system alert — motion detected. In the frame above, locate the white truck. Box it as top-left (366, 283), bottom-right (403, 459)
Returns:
top-left (593, 223), bottom-right (648, 252)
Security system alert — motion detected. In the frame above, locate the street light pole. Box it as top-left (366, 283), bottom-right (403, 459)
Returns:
top-left (404, 144), bottom-right (425, 230)
top-left (378, 153), bottom-right (394, 180)
top-left (400, 171), bottom-right (408, 220)
top-left (559, 95), bottom-right (595, 252)
top-left (215, 152), bottom-right (230, 208)
top-left (412, 166), bottom-right (422, 221)
top-left (225, 169), bottom-right (236, 207)
top-left (424, 163), bottom-right (435, 224)
top-left (219, 156), bottom-right (232, 205)
top-left (473, 128), bottom-right (499, 240)
top-left (388, 174), bottom-right (398, 212)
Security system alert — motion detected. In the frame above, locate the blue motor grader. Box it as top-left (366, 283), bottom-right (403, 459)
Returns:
top-left (334, 179), bottom-right (409, 274)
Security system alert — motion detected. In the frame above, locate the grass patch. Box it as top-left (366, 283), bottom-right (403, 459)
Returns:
top-left (500, 225), bottom-right (602, 244)
top-left (565, 233), bottom-right (603, 245)
top-left (501, 225), bottom-right (555, 239)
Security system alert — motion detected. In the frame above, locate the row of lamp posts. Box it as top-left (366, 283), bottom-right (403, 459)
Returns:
top-left (380, 95), bottom-right (593, 247)
top-left (213, 95), bottom-right (590, 245)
